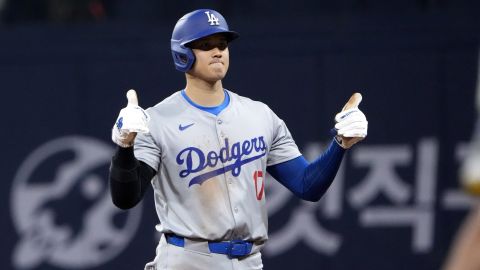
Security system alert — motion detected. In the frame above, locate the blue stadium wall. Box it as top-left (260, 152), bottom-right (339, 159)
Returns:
top-left (1, 13), bottom-right (479, 270)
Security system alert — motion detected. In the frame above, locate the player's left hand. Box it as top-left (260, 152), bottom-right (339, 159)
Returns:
top-left (334, 93), bottom-right (368, 149)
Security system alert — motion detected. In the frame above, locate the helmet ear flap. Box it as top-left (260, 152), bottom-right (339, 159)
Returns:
top-left (171, 43), bottom-right (196, 72)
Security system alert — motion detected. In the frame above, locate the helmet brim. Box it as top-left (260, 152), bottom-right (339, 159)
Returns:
top-left (182, 30), bottom-right (239, 47)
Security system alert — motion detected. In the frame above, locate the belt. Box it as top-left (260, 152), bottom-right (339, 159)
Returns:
top-left (165, 234), bottom-right (253, 258)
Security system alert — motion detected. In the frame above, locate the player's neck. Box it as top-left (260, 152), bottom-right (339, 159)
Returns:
top-left (184, 78), bottom-right (225, 107)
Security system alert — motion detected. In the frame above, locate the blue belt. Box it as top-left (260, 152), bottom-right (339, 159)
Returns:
top-left (165, 234), bottom-right (253, 258)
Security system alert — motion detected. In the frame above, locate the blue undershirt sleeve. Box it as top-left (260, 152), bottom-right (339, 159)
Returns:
top-left (267, 139), bottom-right (345, 202)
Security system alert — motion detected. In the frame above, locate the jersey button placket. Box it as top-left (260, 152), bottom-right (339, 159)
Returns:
top-left (215, 118), bottom-right (237, 221)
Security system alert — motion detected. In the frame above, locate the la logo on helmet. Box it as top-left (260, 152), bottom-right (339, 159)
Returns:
top-left (205, 11), bottom-right (219, 25)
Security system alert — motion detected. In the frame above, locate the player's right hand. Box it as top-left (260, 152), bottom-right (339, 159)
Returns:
top-left (111, 89), bottom-right (150, 148)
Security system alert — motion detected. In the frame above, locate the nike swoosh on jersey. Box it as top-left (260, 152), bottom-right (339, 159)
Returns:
top-left (179, 123), bottom-right (195, 131)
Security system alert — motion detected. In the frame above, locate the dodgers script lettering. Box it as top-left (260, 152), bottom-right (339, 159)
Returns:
top-left (176, 136), bottom-right (267, 186)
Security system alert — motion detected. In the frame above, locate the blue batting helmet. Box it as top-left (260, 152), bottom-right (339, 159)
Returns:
top-left (171, 9), bottom-right (239, 72)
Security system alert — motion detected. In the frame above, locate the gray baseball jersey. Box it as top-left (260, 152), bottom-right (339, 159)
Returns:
top-left (134, 90), bottom-right (301, 242)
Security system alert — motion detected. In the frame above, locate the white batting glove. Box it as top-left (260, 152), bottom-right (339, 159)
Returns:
top-left (334, 93), bottom-right (368, 149)
top-left (111, 89), bottom-right (150, 148)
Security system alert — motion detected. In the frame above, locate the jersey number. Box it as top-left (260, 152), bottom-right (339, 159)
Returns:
top-left (253, 171), bottom-right (264, 200)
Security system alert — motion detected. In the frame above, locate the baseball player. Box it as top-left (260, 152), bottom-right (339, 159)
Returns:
top-left (109, 9), bottom-right (368, 270)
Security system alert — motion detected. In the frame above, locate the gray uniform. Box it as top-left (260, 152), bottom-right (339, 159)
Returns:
top-left (135, 90), bottom-right (301, 270)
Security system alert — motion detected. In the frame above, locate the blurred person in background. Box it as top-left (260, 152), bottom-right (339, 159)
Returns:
top-left (0, 0), bottom-right (6, 21)
top-left (443, 53), bottom-right (480, 270)
top-left (2, 0), bottom-right (110, 23)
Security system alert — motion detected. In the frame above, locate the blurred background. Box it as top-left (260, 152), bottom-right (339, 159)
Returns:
top-left (1, 1), bottom-right (480, 269)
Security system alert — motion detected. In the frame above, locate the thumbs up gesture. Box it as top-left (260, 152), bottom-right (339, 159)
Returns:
top-left (111, 89), bottom-right (150, 148)
top-left (333, 93), bottom-right (368, 149)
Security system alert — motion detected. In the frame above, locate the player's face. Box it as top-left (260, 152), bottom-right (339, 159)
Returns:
top-left (187, 34), bottom-right (230, 82)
